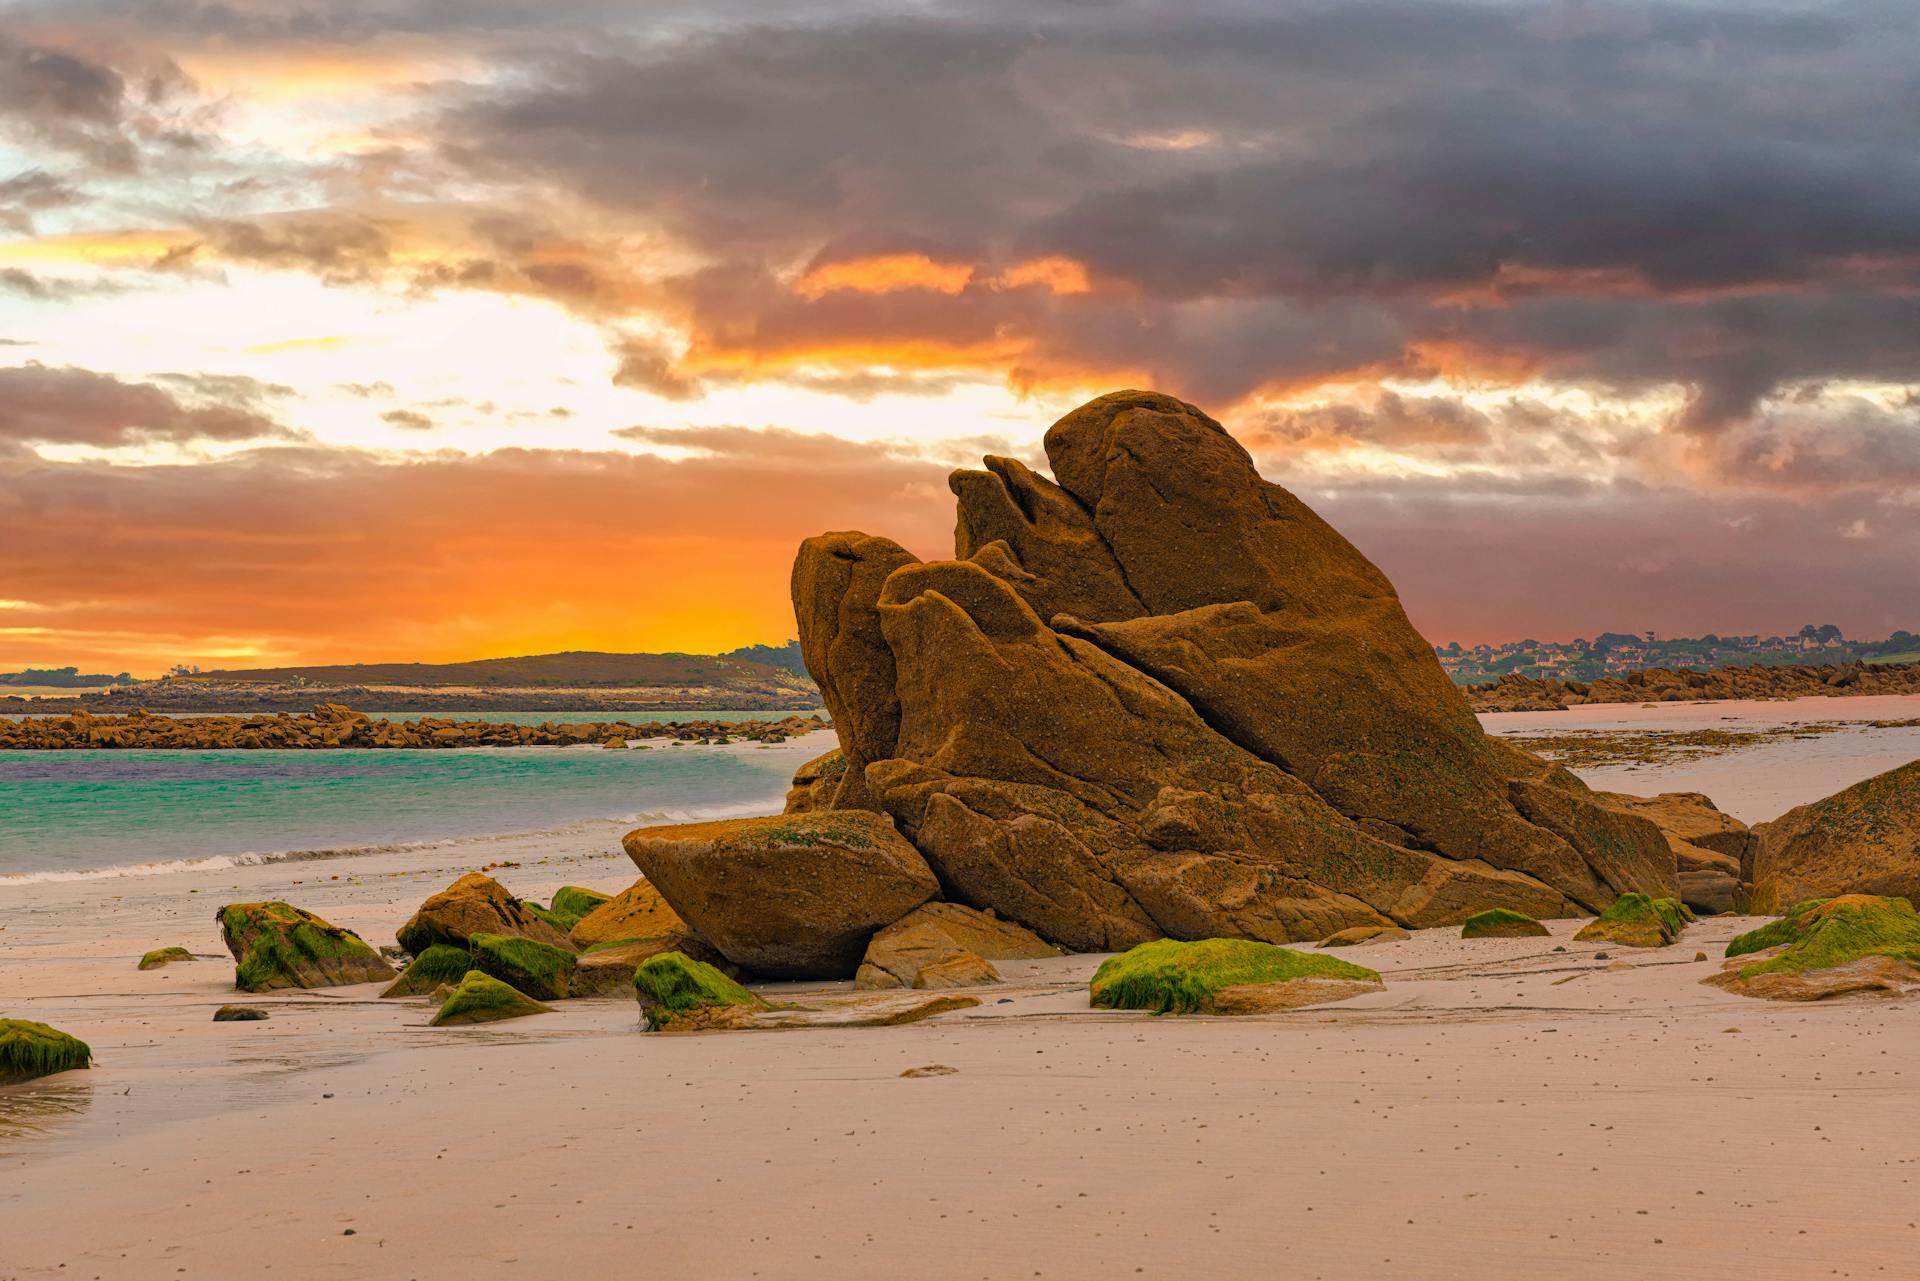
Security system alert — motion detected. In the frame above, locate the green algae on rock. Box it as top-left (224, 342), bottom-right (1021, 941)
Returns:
top-left (138, 946), bottom-right (195, 970)
top-left (1460, 908), bottom-right (1550, 939)
top-left (217, 902), bottom-right (396, 992)
top-left (1706, 895), bottom-right (1920, 1000)
top-left (0, 1019), bottom-right (92, 1083)
top-left (430, 971), bottom-right (553, 1026)
top-left (1088, 938), bottom-right (1381, 1015)
top-left (469, 932), bottom-right (578, 1001)
top-left (1725, 898), bottom-right (1832, 958)
top-left (549, 886), bottom-right (612, 928)
top-left (380, 943), bottom-right (476, 998)
top-left (395, 872), bottom-right (574, 955)
top-left (633, 951), bottom-right (769, 1031)
top-left (1573, 893), bottom-right (1693, 948)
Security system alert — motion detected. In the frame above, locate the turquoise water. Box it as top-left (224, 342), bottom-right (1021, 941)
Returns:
top-left (0, 740), bottom-right (811, 879)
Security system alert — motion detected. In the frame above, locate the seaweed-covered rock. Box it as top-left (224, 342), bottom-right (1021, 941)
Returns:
top-left (1319, 925), bottom-right (1412, 947)
top-left (566, 878), bottom-right (686, 949)
top-left (430, 971), bottom-right (553, 1026)
top-left (1573, 893), bottom-right (1692, 948)
top-left (1088, 938), bottom-right (1381, 1015)
top-left (1705, 895), bottom-right (1920, 1000)
top-left (633, 951), bottom-right (769, 1031)
top-left (216, 902), bottom-right (396, 992)
top-left (212, 1005), bottom-right (269, 1022)
top-left (395, 872), bottom-right (574, 955)
top-left (138, 946), bottom-right (195, 970)
top-left (0, 1019), bottom-right (92, 1083)
top-left (568, 934), bottom-right (739, 998)
top-left (1749, 761), bottom-right (1920, 914)
top-left (549, 886), bottom-right (612, 928)
top-left (469, 933), bottom-right (578, 1001)
top-left (623, 811), bottom-right (939, 978)
top-left (790, 391), bottom-right (1674, 950)
top-left (1460, 909), bottom-right (1549, 939)
top-left (380, 944), bottom-right (475, 998)
top-left (854, 902), bottom-right (1057, 989)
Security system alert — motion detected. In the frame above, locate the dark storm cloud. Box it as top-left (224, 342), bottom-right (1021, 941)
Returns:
top-left (421, 0), bottom-right (1920, 428)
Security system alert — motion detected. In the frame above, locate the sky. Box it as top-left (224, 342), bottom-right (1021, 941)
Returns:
top-left (1, 0), bottom-right (1917, 674)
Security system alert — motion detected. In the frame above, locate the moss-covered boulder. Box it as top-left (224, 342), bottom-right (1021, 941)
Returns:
top-left (216, 902), bottom-right (396, 992)
top-left (1088, 938), bottom-right (1382, 1015)
top-left (1706, 895), bottom-right (1920, 1000)
top-left (0, 1019), bottom-right (92, 1084)
top-left (380, 943), bottom-right (475, 998)
top-left (633, 951), bottom-right (769, 1031)
top-left (622, 811), bottom-right (939, 978)
top-left (518, 900), bottom-right (571, 933)
top-left (568, 934), bottom-right (737, 998)
top-left (430, 971), bottom-right (553, 1026)
top-left (395, 872), bottom-right (574, 955)
top-left (138, 946), bottom-right (195, 970)
top-left (566, 878), bottom-right (686, 949)
top-left (1460, 908), bottom-right (1549, 939)
top-left (549, 886), bottom-right (613, 928)
top-left (469, 932), bottom-right (577, 1001)
top-left (1573, 893), bottom-right (1692, 948)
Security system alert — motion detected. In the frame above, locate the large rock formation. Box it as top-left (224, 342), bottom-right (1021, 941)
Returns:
top-left (1597, 791), bottom-right (1751, 914)
top-left (1749, 761), bottom-right (1920, 913)
top-left (784, 391), bottom-right (1674, 949)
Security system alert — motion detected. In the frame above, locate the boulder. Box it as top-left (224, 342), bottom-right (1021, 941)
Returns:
top-left (212, 1005), bottom-right (269, 1022)
top-left (854, 902), bottom-right (1059, 989)
top-left (469, 933), bottom-right (577, 1001)
top-left (217, 902), bottom-right (396, 992)
top-left (1749, 761), bottom-right (1920, 913)
top-left (381, 943), bottom-right (474, 998)
top-left (1574, 893), bottom-right (1692, 948)
top-left (1460, 909), bottom-right (1549, 939)
top-left (1088, 938), bottom-right (1382, 1015)
top-left (549, 886), bottom-right (612, 928)
top-left (568, 934), bottom-right (738, 998)
top-left (1319, 925), bottom-right (1412, 948)
top-left (633, 951), bottom-right (769, 1031)
top-left (784, 749), bottom-right (849, 814)
top-left (623, 811), bottom-right (939, 979)
top-left (566, 878), bottom-right (686, 949)
top-left (1705, 895), bottom-right (1920, 1000)
top-left (395, 873), bottom-right (574, 954)
top-left (1598, 791), bottom-right (1752, 912)
top-left (138, 946), bottom-right (194, 970)
top-left (789, 391), bottom-right (1675, 951)
top-left (430, 971), bottom-right (552, 1026)
top-left (0, 1019), bottom-right (92, 1084)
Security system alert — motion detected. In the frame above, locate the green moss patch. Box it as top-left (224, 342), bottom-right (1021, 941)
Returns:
top-left (1573, 893), bottom-right (1693, 947)
top-left (550, 886), bottom-right (612, 926)
top-left (430, 971), bottom-right (553, 1026)
top-left (519, 900), bottom-right (570, 932)
top-left (0, 1019), bottom-right (92, 1083)
top-left (1726, 898), bottom-right (1832, 958)
top-left (1729, 895), bottom-right (1920, 980)
top-left (1461, 908), bottom-right (1549, 939)
top-left (138, 946), bottom-right (195, 971)
top-left (380, 943), bottom-right (474, 998)
top-left (633, 951), bottom-right (767, 1030)
top-left (470, 932), bottom-right (577, 1001)
top-left (1088, 938), bottom-right (1379, 1015)
top-left (217, 901), bottom-right (395, 992)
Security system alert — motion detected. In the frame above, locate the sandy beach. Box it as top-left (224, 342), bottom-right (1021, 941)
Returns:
top-left (3, 700), bottom-right (1917, 1281)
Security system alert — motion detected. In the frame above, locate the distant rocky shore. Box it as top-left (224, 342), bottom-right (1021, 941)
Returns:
top-left (1464, 659), bottom-right (1920, 712)
top-left (0, 682), bottom-right (822, 716)
top-left (0, 704), bottom-right (828, 750)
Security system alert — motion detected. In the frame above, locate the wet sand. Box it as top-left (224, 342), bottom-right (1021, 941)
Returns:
top-left (1, 700), bottom-right (1916, 1280)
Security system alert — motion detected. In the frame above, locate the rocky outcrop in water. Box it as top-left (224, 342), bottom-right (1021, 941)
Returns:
top-left (764, 391), bottom-right (1672, 953)
top-left (1465, 661), bottom-right (1920, 712)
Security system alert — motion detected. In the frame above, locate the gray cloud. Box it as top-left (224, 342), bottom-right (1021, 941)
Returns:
top-left (0, 363), bottom-right (288, 446)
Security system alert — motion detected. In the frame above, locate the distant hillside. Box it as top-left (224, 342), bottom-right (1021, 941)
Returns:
top-left (720, 639), bottom-right (808, 675)
top-left (0, 666), bottom-right (138, 688)
top-left (188, 649), bottom-right (815, 691)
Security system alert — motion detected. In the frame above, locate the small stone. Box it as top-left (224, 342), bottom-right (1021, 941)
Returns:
top-left (213, 1005), bottom-right (269, 1021)
top-left (1695, 951), bottom-right (1708, 961)
top-left (900, 1064), bottom-right (959, 1078)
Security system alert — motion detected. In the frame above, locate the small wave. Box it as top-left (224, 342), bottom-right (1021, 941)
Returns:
top-left (0, 789), bottom-right (790, 886)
